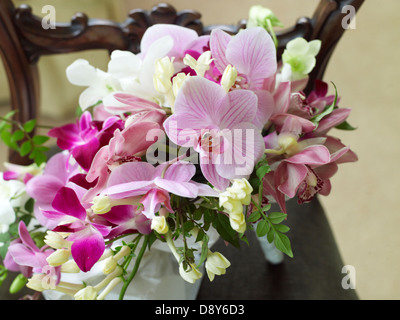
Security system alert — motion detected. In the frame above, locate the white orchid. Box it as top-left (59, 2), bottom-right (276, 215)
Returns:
top-left (66, 36), bottom-right (174, 111)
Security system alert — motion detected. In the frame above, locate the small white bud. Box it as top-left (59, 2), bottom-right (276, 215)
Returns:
top-left (74, 286), bottom-right (98, 300)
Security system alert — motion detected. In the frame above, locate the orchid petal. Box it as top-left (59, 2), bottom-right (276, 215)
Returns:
top-left (70, 228), bottom-right (105, 272)
top-left (225, 27), bottom-right (277, 89)
top-left (52, 187), bottom-right (87, 221)
top-left (253, 90), bottom-right (275, 129)
top-left (219, 89), bottom-right (257, 129)
top-left (276, 162), bottom-right (308, 198)
top-left (154, 177), bottom-right (198, 198)
top-left (107, 50), bottom-right (142, 79)
top-left (163, 162), bottom-right (196, 182)
top-left (141, 189), bottom-right (173, 219)
top-left (315, 108), bottom-right (352, 134)
top-left (107, 162), bottom-right (155, 187)
top-left (174, 76), bottom-right (227, 125)
top-left (209, 29), bottom-right (232, 73)
top-left (200, 159), bottom-right (230, 191)
top-left (216, 122), bottom-right (264, 179)
top-left (285, 145), bottom-right (331, 166)
top-left (140, 24), bottom-right (197, 59)
top-left (66, 59), bottom-right (97, 86)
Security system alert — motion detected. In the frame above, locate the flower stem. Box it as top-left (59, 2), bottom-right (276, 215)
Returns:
top-left (118, 235), bottom-right (149, 300)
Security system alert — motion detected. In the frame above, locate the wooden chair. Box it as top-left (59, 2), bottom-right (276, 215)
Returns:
top-left (0, 0), bottom-right (363, 299)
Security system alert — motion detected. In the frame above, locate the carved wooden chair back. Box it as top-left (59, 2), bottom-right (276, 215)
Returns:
top-left (1, 0), bottom-right (363, 165)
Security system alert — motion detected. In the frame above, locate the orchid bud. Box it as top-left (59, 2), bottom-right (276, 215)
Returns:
top-left (151, 216), bottom-right (169, 234)
top-left (46, 248), bottom-right (71, 267)
top-left (91, 195), bottom-right (112, 214)
top-left (74, 286), bottom-right (98, 300)
top-left (102, 256), bottom-right (118, 275)
top-left (205, 251), bottom-right (231, 281)
top-left (44, 231), bottom-right (71, 249)
top-left (61, 260), bottom-right (81, 273)
top-left (9, 274), bottom-right (27, 294)
top-left (221, 64), bottom-right (238, 92)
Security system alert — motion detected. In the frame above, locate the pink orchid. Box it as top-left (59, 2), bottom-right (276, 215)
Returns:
top-left (262, 116), bottom-right (331, 212)
top-left (209, 27), bottom-right (278, 129)
top-left (101, 205), bottom-right (151, 239)
top-left (140, 24), bottom-right (210, 63)
top-left (4, 222), bottom-right (60, 282)
top-left (48, 111), bottom-right (124, 171)
top-left (210, 27), bottom-right (277, 90)
top-left (48, 186), bottom-right (111, 272)
top-left (84, 120), bottom-right (161, 202)
top-left (26, 152), bottom-right (80, 229)
top-left (102, 92), bottom-right (166, 125)
top-left (101, 161), bottom-right (218, 219)
top-left (164, 76), bottom-right (265, 191)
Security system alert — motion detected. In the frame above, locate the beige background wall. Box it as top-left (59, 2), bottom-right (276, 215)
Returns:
top-left (1, 0), bottom-right (399, 300)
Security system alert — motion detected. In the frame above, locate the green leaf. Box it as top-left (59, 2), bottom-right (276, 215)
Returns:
top-left (268, 212), bottom-right (287, 224)
top-left (215, 213), bottom-right (240, 248)
top-left (196, 234), bottom-right (209, 268)
top-left (335, 120), bottom-right (357, 131)
top-left (1, 129), bottom-right (18, 151)
top-left (19, 140), bottom-right (32, 157)
top-left (23, 119), bottom-right (36, 133)
top-left (11, 130), bottom-right (24, 143)
top-left (256, 164), bottom-right (271, 180)
top-left (273, 232), bottom-right (293, 258)
top-left (247, 211), bottom-right (261, 223)
top-left (183, 221), bottom-right (195, 234)
top-left (311, 82), bottom-right (338, 128)
top-left (256, 220), bottom-right (270, 237)
top-left (32, 135), bottom-right (50, 145)
top-left (33, 151), bottom-right (47, 166)
top-left (24, 198), bottom-right (35, 213)
top-left (274, 224), bottom-right (290, 233)
top-left (3, 110), bottom-right (16, 120)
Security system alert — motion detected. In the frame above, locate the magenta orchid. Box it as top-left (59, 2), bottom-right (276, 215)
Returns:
top-left (48, 111), bottom-right (124, 171)
top-left (164, 76), bottom-right (265, 190)
top-left (48, 186), bottom-right (111, 272)
top-left (84, 120), bottom-right (161, 201)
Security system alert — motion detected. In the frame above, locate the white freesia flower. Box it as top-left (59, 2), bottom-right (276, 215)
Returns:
top-left (205, 250), bottom-right (231, 281)
top-left (281, 37), bottom-right (321, 81)
top-left (179, 263), bottom-right (203, 284)
top-left (151, 216), bottom-right (169, 234)
top-left (0, 173), bottom-right (27, 233)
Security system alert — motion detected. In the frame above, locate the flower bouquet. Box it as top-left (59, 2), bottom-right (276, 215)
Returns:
top-left (0, 6), bottom-right (357, 300)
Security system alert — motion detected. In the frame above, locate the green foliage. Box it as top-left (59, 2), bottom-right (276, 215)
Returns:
top-left (0, 111), bottom-right (49, 166)
top-left (247, 156), bottom-right (294, 258)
